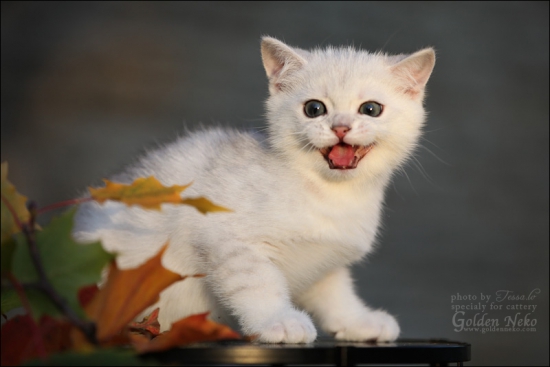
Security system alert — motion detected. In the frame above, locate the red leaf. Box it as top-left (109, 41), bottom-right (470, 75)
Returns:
top-left (129, 308), bottom-right (161, 339)
top-left (77, 284), bottom-right (99, 308)
top-left (0, 314), bottom-right (72, 366)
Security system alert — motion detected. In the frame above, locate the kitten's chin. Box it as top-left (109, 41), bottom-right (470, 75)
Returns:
top-left (319, 143), bottom-right (375, 170)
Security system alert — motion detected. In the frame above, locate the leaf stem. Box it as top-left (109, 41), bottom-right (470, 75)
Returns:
top-left (22, 201), bottom-right (98, 345)
top-left (37, 197), bottom-right (93, 214)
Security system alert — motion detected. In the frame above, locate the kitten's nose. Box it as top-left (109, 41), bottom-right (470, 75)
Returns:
top-left (332, 126), bottom-right (350, 139)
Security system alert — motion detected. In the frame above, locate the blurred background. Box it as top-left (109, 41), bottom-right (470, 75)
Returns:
top-left (1, 2), bottom-right (548, 365)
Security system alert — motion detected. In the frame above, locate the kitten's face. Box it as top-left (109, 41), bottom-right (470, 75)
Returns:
top-left (262, 38), bottom-right (435, 182)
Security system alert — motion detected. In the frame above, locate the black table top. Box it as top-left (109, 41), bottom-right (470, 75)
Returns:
top-left (146, 338), bottom-right (471, 366)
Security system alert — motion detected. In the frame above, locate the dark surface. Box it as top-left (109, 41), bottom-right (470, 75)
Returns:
top-left (1, 2), bottom-right (548, 365)
top-left (145, 339), bottom-right (471, 366)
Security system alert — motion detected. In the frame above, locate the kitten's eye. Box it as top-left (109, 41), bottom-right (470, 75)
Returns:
top-left (304, 100), bottom-right (327, 118)
top-left (359, 101), bottom-right (383, 117)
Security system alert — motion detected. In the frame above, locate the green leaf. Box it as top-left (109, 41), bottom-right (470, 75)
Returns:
top-left (23, 349), bottom-right (153, 366)
top-left (11, 208), bottom-right (114, 319)
top-left (2, 239), bottom-right (22, 314)
top-left (0, 239), bottom-right (20, 314)
top-left (1, 236), bottom-right (16, 275)
top-left (1, 288), bottom-right (21, 314)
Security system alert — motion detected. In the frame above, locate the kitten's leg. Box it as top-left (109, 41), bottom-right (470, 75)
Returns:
top-left (205, 243), bottom-right (317, 343)
top-left (297, 267), bottom-right (399, 342)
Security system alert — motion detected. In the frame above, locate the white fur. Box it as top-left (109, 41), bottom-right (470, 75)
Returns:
top-left (73, 37), bottom-right (435, 343)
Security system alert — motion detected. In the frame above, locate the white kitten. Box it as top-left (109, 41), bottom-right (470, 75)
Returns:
top-left (73, 37), bottom-right (435, 343)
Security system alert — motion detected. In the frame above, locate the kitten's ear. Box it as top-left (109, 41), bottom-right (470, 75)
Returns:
top-left (261, 37), bottom-right (308, 93)
top-left (390, 48), bottom-right (435, 101)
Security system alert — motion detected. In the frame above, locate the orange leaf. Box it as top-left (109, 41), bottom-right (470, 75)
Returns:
top-left (134, 312), bottom-right (241, 354)
top-left (88, 176), bottom-right (191, 210)
top-left (84, 244), bottom-right (184, 342)
top-left (181, 197), bottom-right (232, 214)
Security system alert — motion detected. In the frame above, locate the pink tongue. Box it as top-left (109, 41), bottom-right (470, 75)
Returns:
top-left (328, 144), bottom-right (355, 167)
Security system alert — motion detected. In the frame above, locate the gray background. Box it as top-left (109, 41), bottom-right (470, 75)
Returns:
top-left (1, 2), bottom-right (548, 365)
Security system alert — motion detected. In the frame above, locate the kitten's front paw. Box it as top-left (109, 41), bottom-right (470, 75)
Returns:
top-left (333, 310), bottom-right (400, 342)
top-left (251, 309), bottom-right (317, 343)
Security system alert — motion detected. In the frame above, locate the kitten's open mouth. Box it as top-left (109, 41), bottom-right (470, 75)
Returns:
top-left (319, 143), bottom-right (374, 170)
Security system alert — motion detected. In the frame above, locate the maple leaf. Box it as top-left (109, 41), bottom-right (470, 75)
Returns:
top-left (181, 197), bottom-right (232, 214)
top-left (129, 308), bottom-right (161, 339)
top-left (88, 176), bottom-right (231, 213)
top-left (8, 209), bottom-right (114, 319)
top-left (134, 312), bottom-right (241, 354)
top-left (0, 314), bottom-right (73, 366)
top-left (88, 177), bottom-right (191, 210)
top-left (85, 244), bottom-right (188, 342)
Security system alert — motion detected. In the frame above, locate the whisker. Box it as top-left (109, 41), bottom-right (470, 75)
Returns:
top-left (398, 166), bottom-right (418, 196)
top-left (409, 155), bottom-right (440, 189)
top-left (418, 144), bottom-right (451, 166)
